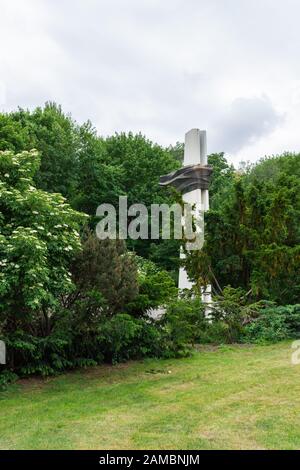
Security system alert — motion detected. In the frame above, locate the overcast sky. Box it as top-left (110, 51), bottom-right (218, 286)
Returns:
top-left (1, 0), bottom-right (300, 165)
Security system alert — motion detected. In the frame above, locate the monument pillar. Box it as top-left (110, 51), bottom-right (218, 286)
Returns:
top-left (160, 128), bottom-right (213, 309)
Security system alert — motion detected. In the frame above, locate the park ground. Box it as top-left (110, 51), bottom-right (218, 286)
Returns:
top-left (1, 341), bottom-right (300, 450)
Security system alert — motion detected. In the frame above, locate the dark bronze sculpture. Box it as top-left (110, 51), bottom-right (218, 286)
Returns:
top-left (159, 164), bottom-right (213, 195)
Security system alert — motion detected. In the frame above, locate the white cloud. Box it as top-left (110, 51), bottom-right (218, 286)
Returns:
top-left (1, 0), bottom-right (300, 165)
top-left (211, 95), bottom-right (283, 154)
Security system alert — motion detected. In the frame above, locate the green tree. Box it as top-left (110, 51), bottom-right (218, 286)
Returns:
top-left (0, 107), bottom-right (182, 273)
top-left (69, 231), bottom-right (139, 316)
top-left (187, 153), bottom-right (300, 305)
top-left (125, 256), bottom-right (178, 316)
top-left (0, 112), bottom-right (32, 152)
top-left (0, 149), bottom-right (85, 341)
top-left (0, 103), bottom-right (80, 197)
top-left (70, 122), bottom-right (124, 215)
top-left (207, 152), bottom-right (235, 209)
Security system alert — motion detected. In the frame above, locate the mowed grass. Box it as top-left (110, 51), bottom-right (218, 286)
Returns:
top-left (1, 341), bottom-right (300, 450)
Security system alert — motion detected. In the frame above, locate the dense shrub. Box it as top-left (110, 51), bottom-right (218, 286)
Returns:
top-left (161, 290), bottom-right (300, 349)
top-left (69, 231), bottom-right (138, 316)
top-left (1, 314), bottom-right (167, 377)
top-left (125, 256), bottom-right (178, 316)
top-left (95, 314), bottom-right (165, 363)
top-left (161, 290), bottom-right (251, 349)
top-left (243, 304), bottom-right (300, 343)
top-left (0, 150), bottom-right (85, 372)
top-left (161, 297), bottom-right (206, 356)
top-left (3, 330), bottom-right (74, 377)
top-left (0, 150), bottom-right (176, 380)
top-left (0, 370), bottom-right (18, 391)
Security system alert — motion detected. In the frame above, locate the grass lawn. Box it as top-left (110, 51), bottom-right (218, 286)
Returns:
top-left (1, 341), bottom-right (300, 450)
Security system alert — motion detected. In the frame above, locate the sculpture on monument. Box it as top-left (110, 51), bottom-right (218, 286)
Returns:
top-left (159, 164), bottom-right (212, 194)
top-left (159, 129), bottom-right (213, 307)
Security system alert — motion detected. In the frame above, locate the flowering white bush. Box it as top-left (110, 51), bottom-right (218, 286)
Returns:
top-left (0, 150), bottom-right (87, 327)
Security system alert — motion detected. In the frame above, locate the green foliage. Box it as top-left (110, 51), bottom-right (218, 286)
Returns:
top-left (70, 231), bottom-right (138, 316)
top-left (187, 153), bottom-right (300, 305)
top-left (161, 290), bottom-right (247, 348)
top-left (0, 112), bottom-right (31, 152)
top-left (0, 145), bottom-right (181, 377)
top-left (167, 141), bottom-right (184, 164)
top-left (1, 103), bottom-right (300, 382)
top-left (4, 330), bottom-right (73, 376)
top-left (0, 149), bottom-right (85, 371)
top-left (0, 106), bottom-right (181, 274)
top-left (104, 132), bottom-right (179, 208)
top-left (71, 122), bottom-right (125, 216)
top-left (160, 289), bottom-right (300, 348)
top-left (243, 304), bottom-right (300, 343)
top-left (0, 104), bottom-right (81, 197)
top-left (207, 152), bottom-right (235, 210)
top-left (2, 104), bottom-right (299, 301)
top-left (95, 314), bottom-right (164, 363)
top-left (0, 150), bottom-right (85, 321)
top-left (161, 296), bottom-right (206, 356)
top-left (0, 370), bottom-right (18, 391)
top-left (102, 133), bottom-right (181, 272)
top-left (125, 256), bottom-right (178, 316)
top-left (208, 287), bottom-right (272, 343)
top-left (208, 287), bottom-right (248, 343)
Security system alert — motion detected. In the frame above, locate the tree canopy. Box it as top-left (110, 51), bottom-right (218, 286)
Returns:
top-left (1, 103), bottom-right (299, 304)
top-left (187, 153), bottom-right (300, 305)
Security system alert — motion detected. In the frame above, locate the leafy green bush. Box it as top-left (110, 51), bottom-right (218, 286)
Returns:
top-left (70, 232), bottom-right (138, 316)
top-left (3, 329), bottom-right (73, 376)
top-left (161, 290), bottom-right (250, 349)
top-left (243, 304), bottom-right (300, 343)
top-left (96, 314), bottom-right (164, 363)
top-left (161, 296), bottom-right (206, 356)
top-left (208, 287), bottom-right (247, 343)
top-left (0, 370), bottom-right (18, 391)
top-left (159, 289), bottom-right (300, 349)
top-left (0, 149), bottom-right (88, 379)
top-left (125, 256), bottom-right (177, 316)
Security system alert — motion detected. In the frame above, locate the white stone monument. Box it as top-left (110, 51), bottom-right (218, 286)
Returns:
top-left (160, 129), bottom-right (212, 309)
top-left (179, 129), bottom-right (212, 306)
